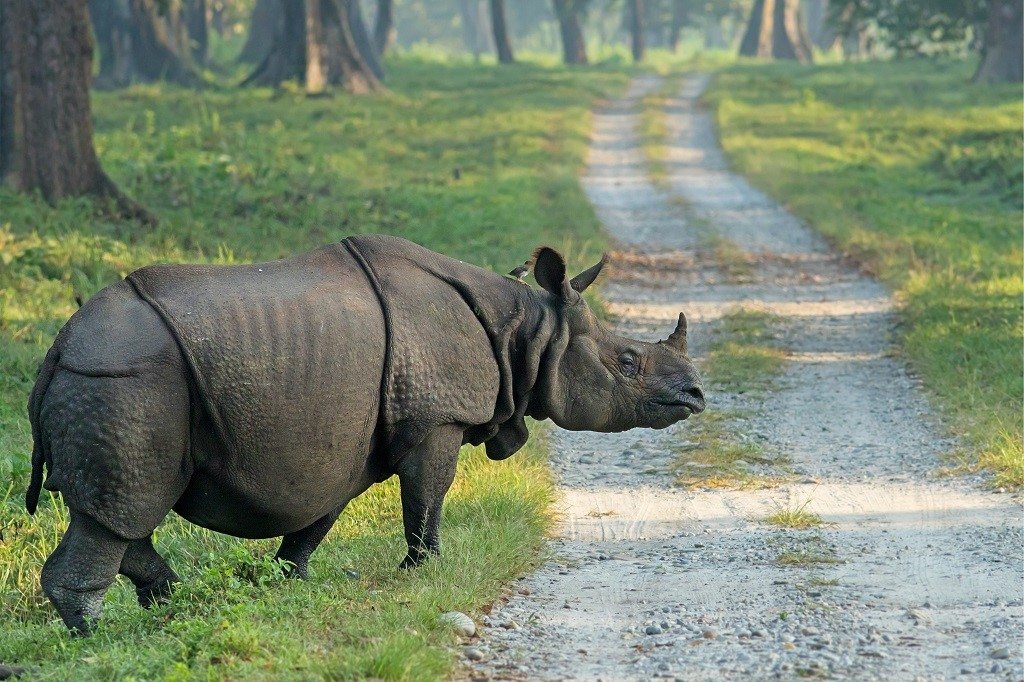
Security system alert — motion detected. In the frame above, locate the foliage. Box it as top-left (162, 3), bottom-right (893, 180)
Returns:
top-left (707, 59), bottom-right (1023, 488)
top-left (829, 0), bottom-right (987, 56)
top-left (0, 57), bottom-right (628, 678)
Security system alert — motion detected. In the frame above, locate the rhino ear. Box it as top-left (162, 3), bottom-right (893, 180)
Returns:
top-left (570, 253), bottom-right (609, 293)
top-left (533, 246), bottom-right (575, 301)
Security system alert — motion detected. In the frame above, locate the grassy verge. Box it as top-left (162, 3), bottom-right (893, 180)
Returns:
top-left (674, 308), bottom-right (790, 488)
top-left (705, 59), bottom-right (1023, 488)
top-left (0, 58), bottom-right (628, 678)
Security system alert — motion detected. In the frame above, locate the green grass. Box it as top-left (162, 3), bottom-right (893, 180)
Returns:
top-left (764, 501), bottom-right (824, 530)
top-left (705, 59), bottom-right (1023, 488)
top-left (0, 57), bottom-right (629, 678)
top-left (703, 308), bottom-right (788, 393)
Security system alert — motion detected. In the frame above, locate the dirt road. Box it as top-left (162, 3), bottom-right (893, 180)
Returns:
top-left (467, 75), bottom-right (1022, 681)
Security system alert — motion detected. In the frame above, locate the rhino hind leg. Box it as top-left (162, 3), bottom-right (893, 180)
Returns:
top-left (274, 506), bottom-right (344, 579)
top-left (119, 535), bottom-right (179, 606)
top-left (41, 512), bottom-right (129, 636)
top-left (396, 425), bottom-right (462, 569)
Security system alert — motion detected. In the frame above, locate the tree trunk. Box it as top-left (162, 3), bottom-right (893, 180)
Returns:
top-left (372, 0), bottom-right (394, 55)
top-left (669, 0), bottom-right (686, 53)
top-left (458, 0), bottom-right (484, 61)
top-left (184, 0), bottom-right (209, 65)
top-left (347, 0), bottom-right (384, 80)
top-left (305, 0), bottom-right (328, 94)
top-left (126, 0), bottom-right (202, 84)
top-left (0, 0), bottom-right (152, 222)
top-left (243, 0), bottom-right (305, 86)
top-left (239, 0), bottom-right (282, 63)
top-left (90, 0), bottom-right (134, 88)
top-left (628, 0), bottom-right (645, 62)
top-left (489, 0), bottom-right (515, 64)
top-left (325, 0), bottom-right (383, 92)
top-left (243, 0), bottom-right (380, 93)
top-left (973, 0), bottom-right (1023, 83)
top-left (739, 0), bottom-right (813, 63)
top-left (553, 0), bottom-right (588, 65)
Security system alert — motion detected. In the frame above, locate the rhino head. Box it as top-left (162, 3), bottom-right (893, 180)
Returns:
top-left (529, 247), bottom-right (705, 433)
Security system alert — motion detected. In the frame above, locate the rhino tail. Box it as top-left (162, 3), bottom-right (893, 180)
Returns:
top-left (26, 344), bottom-right (60, 514)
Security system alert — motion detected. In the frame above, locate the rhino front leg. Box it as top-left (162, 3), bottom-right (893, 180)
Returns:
top-left (396, 425), bottom-right (461, 569)
top-left (274, 506), bottom-right (344, 579)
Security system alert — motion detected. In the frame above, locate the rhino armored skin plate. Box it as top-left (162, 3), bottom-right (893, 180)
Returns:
top-left (25, 234), bottom-right (705, 634)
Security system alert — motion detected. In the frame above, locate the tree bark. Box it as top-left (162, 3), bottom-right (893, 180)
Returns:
top-left (90, 0), bottom-right (134, 88)
top-left (239, 0), bottom-right (282, 63)
top-left (489, 0), bottom-right (515, 64)
top-left (184, 0), bottom-right (209, 65)
top-left (628, 0), bottom-right (645, 62)
top-left (372, 0), bottom-right (394, 56)
top-left (243, 0), bottom-right (380, 93)
top-left (553, 0), bottom-right (589, 65)
top-left (243, 0), bottom-right (305, 86)
top-left (125, 0), bottom-right (202, 84)
top-left (739, 0), bottom-right (813, 63)
top-left (325, 0), bottom-right (382, 92)
top-left (973, 0), bottom-right (1023, 83)
top-left (347, 0), bottom-right (384, 80)
top-left (305, 0), bottom-right (328, 94)
top-left (0, 0), bottom-right (153, 222)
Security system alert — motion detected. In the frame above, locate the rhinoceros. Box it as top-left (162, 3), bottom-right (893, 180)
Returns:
top-left (26, 234), bottom-right (704, 634)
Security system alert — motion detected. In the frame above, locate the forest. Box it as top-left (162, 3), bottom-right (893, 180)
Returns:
top-left (0, 1), bottom-right (1021, 679)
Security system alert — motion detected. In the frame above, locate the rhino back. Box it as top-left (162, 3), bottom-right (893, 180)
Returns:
top-left (128, 244), bottom-right (387, 535)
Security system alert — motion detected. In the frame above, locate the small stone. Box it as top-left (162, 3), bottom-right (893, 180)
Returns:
top-left (990, 647), bottom-right (1011, 660)
top-left (344, 569), bottom-right (360, 579)
top-left (464, 647), bottom-right (485, 662)
top-left (702, 629), bottom-right (716, 639)
top-left (440, 611), bottom-right (476, 637)
top-left (645, 625), bottom-right (663, 635)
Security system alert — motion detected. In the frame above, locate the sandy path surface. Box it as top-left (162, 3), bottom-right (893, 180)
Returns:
top-left (467, 75), bottom-right (1022, 681)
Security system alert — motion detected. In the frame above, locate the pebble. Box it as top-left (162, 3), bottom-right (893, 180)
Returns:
top-left (990, 647), bottom-right (1011, 660)
top-left (702, 629), bottom-right (716, 640)
top-left (440, 611), bottom-right (476, 637)
top-left (645, 625), bottom-right (663, 635)
top-left (464, 647), bottom-right (486, 662)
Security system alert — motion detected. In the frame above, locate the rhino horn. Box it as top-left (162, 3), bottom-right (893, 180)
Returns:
top-left (665, 312), bottom-right (688, 353)
top-left (570, 253), bottom-right (609, 293)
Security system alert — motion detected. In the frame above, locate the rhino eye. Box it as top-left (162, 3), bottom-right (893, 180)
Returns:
top-left (618, 351), bottom-right (640, 377)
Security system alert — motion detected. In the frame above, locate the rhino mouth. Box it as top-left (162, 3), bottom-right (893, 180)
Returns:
top-left (653, 389), bottom-right (705, 416)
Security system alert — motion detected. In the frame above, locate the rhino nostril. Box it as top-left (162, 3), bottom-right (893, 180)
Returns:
top-left (685, 386), bottom-right (705, 410)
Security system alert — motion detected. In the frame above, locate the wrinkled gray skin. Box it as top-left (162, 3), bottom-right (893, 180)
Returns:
top-left (26, 235), bottom-right (704, 635)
